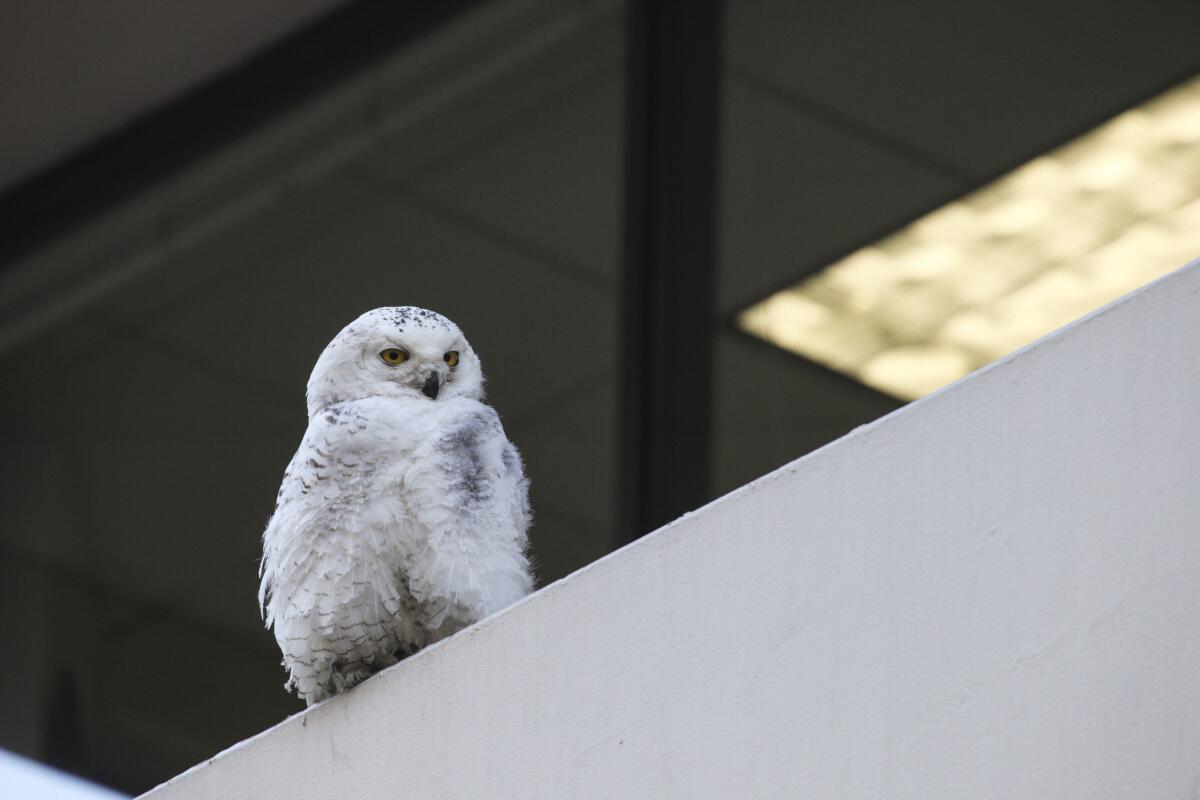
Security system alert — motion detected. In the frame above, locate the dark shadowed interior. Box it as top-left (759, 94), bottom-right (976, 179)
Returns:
top-left (0, 0), bottom-right (1197, 792)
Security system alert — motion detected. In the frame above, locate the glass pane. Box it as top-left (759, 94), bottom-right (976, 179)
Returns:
top-left (0, 1), bottom-right (624, 791)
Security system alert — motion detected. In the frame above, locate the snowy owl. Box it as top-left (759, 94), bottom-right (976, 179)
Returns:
top-left (259, 307), bottom-right (533, 705)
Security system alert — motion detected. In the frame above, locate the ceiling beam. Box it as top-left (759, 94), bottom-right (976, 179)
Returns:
top-left (0, 0), bottom-right (483, 271)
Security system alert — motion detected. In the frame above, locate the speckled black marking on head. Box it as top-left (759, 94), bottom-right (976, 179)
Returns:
top-left (369, 306), bottom-right (456, 336)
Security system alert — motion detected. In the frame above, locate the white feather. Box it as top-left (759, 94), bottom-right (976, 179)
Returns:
top-left (259, 308), bottom-right (532, 705)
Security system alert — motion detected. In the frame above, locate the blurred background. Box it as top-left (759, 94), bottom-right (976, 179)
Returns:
top-left (0, 0), bottom-right (1197, 794)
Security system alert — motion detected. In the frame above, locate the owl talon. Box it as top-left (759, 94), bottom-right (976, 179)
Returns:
top-left (330, 660), bottom-right (372, 694)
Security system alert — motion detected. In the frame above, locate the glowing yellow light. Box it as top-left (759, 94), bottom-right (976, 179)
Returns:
top-left (739, 74), bottom-right (1200, 400)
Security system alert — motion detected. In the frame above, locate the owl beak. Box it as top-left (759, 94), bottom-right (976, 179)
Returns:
top-left (422, 372), bottom-right (440, 400)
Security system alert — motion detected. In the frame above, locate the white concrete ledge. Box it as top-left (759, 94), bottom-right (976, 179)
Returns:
top-left (145, 260), bottom-right (1200, 799)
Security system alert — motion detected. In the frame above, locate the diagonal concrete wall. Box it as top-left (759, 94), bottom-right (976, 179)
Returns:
top-left (144, 260), bottom-right (1200, 800)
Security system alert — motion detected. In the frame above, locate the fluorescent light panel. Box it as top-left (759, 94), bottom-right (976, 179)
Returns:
top-left (739, 75), bottom-right (1200, 400)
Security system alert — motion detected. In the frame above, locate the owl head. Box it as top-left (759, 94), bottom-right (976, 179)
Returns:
top-left (306, 307), bottom-right (484, 416)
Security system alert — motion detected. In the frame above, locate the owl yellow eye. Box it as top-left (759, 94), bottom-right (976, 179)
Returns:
top-left (379, 348), bottom-right (408, 365)
top-left (444, 351), bottom-right (460, 367)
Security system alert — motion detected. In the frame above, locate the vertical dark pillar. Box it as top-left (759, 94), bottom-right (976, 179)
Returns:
top-left (620, 0), bottom-right (723, 541)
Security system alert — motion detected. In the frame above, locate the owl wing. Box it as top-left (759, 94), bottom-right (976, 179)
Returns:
top-left (258, 438), bottom-right (320, 624)
top-left (401, 400), bottom-right (533, 635)
top-left (259, 410), bottom-right (416, 651)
